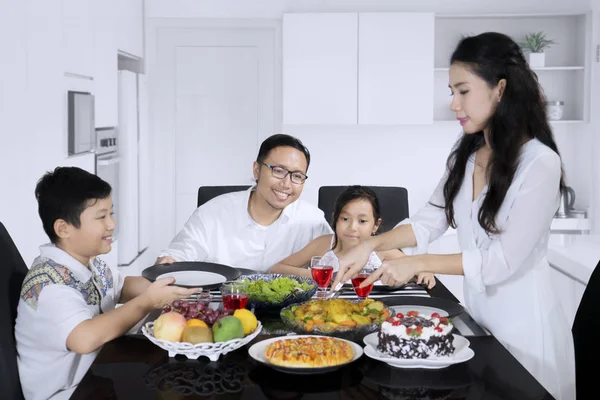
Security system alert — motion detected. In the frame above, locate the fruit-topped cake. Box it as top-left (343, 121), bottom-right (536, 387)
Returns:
top-left (377, 311), bottom-right (454, 359)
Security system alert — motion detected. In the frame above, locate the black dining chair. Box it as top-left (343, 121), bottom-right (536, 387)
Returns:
top-left (317, 186), bottom-right (409, 233)
top-left (197, 185), bottom-right (251, 207)
top-left (572, 260), bottom-right (600, 399)
top-left (0, 222), bottom-right (27, 400)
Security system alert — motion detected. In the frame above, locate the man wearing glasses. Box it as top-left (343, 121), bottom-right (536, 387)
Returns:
top-left (155, 134), bottom-right (332, 271)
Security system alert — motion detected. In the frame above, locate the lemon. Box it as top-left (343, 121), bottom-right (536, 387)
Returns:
top-left (186, 318), bottom-right (208, 328)
top-left (233, 309), bottom-right (258, 335)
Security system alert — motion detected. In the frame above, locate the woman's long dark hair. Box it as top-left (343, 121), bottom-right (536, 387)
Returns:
top-left (441, 32), bottom-right (565, 235)
top-left (331, 186), bottom-right (381, 249)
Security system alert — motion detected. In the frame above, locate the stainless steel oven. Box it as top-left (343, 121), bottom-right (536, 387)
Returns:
top-left (95, 127), bottom-right (119, 239)
top-left (68, 91), bottom-right (95, 155)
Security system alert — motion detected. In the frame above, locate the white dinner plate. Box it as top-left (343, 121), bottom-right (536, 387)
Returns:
top-left (248, 335), bottom-right (363, 374)
top-left (362, 332), bottom-right (474, 369)
top-left (156, 271), bottom-right (227, 286)
top-left (390, 305), bottom-right (448, 317)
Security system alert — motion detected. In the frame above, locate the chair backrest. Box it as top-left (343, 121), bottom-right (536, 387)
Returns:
top-left (572, 260), bottom-right (600, 399)
top-left (317, 186), bottom-right (409, 234)
top-left (0, 222), bottom-right (27, 399)
top-left (197, 185), bottom-right (251, 207)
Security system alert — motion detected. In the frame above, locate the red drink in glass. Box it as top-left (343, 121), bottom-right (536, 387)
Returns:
top-left (222, 293), bottom-right (249, 310)
top-left (351, 274), bottom-right (374, 298)
top-left (311, 265), bottom-right (334, 289)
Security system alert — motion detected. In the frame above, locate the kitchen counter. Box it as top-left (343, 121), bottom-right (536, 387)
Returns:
top-left (548, 234), bottom-right (600, 285)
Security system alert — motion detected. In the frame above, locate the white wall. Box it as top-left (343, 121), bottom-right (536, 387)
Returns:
top-left (0, 0), bottom-right (144, 266)
top-left (146, 0), bottom-right (593, 18)
top-left (145, 0), bottom-right (596, 257)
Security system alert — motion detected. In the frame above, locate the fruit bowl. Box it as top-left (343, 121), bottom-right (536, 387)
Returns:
top-left (238, 274), bottom-right (318, 313)
top-left (142, 321), bottom-right (262, 361)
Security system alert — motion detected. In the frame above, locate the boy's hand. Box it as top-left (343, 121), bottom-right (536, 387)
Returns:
top-left (155, 256), bottom-right (176, 265)
top-left (142, 277), bottom-right (201, 309)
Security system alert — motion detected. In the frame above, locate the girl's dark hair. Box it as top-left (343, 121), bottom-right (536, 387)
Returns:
top-left (331, 186), bottom-right (381, 249)
top-left (440, 32), bottom-right (564, 235)
top-left (35, 167), bottom-right (112, 243)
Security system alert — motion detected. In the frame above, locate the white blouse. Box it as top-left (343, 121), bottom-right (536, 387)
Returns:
top-left (399, 138), bottom-right (575, 400)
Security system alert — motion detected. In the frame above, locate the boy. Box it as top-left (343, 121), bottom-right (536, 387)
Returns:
top-left (15, 167), bottom-right (199, 400)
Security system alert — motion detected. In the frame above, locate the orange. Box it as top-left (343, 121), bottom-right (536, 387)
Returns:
top-left (186, 318), bottom-right (208, 328)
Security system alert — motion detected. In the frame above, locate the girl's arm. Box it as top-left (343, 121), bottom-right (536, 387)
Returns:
top-left (270, 235), bottom-right (333, 278)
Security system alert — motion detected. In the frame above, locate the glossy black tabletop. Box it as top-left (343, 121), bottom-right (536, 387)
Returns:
top-left (72, 282), bottom-right (554, 400)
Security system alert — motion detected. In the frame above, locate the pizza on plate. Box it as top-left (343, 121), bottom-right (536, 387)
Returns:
top-left (264, 336), bottom-right (354, 368)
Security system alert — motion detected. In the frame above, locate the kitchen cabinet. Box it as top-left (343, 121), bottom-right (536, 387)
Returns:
top-left (62, 0), bottom-right (94, 77)
top-left (358, 13), bottom-right (434, 124)
top-left (548, 264), bottom-right (586, 327)
top-left (92, 0), bottom-right (118, 127)
top-left (283, 13), bottom-right (358, 125)
top-left (115, 0), bottom-right (144, 58)
top-left (283, 12), bottom-right (434, 125)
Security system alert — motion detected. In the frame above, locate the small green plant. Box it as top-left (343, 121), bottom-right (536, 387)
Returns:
top-left (520, 32), bottom-right (556, 53)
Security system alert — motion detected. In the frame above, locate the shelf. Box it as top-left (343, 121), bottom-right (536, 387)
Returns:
top-left (433, 119), bottom-right (585, 124)
top-left (435, 13), bottom-right (588, 19)
top-left (434, 66), bottom-right (584, 72)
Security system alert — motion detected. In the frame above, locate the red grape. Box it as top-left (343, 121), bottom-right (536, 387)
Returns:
top-left (172, 300), bottom-right (181, 308)
top-left (180, 301), bottom-right (189, 308)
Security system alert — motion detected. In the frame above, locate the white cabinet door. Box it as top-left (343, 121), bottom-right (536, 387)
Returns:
top-left (118, 70), bottom-right (139, 266)
top-left (548, 264), bottom-right (582, 328)
top-left (92, 0), bottom-right (118, 127)
top-left (283, 13), bottom-right (358, 125)
top-left (358, 13), bottom-right (434, 125)
top-left (115, 0), bottom-right (144, 58)
top-left (62, 0), bottom-right (94, 76)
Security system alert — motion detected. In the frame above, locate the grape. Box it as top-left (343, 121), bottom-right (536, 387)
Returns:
top-left (180, 301), bottom-right (189, 309)
top-left (162, 306), bottom-right (171, 313)
top-left (188, 305), bottom-right (199, 315)
top-left (222, 309), bottom-right (233, 316)
top-left (207, 315), bottom-right (216, 325)
top-left (197, 302), bottom-right (206, 311)
top-left (205, 308), bottom-right (214, 316)
top-left (172, 300), bottom-right (181, 308)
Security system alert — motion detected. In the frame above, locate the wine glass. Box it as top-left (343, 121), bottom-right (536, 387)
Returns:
top-left (310, 256), bottom-right (334, 298)
top-left (351, 266), bottom-right (376, 299)
top-left (221, 281), bottom-right (248, 310)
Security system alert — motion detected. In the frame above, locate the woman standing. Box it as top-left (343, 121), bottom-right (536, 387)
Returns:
top-left (331, 32), bottom-right (575, 399)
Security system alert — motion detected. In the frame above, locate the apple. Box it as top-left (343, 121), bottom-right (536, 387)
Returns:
top-left (153, 312), bottom-right (187, 342)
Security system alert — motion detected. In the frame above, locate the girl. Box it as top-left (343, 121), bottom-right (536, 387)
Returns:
top-left (271, 185), bottom-right (435, 288)
top-left (332, 33), bottom-right (575, 399)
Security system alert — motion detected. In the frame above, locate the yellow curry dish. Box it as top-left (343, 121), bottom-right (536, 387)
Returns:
top-left (280, 298), bottom-right (391, 332)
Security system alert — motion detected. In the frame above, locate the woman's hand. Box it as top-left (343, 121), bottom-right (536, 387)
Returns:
top-left (416, 272), bottom-right (436, 289)
top-left (330, 241), bottom-right (374, 291)
top-left (359, 255), bottom-right (428, 288)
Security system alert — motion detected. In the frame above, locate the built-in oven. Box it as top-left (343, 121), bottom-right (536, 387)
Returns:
top-left (68, 91), bottom-right (95, 155)
top-left (95, 127), bottom-right (119, 241)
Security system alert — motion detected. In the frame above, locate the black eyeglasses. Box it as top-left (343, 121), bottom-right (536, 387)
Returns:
top-left (258, 162), bottom-right (308, 184)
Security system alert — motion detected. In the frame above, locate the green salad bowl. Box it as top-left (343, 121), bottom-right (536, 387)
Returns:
top-left (236, 273), bottom-right (318, 313)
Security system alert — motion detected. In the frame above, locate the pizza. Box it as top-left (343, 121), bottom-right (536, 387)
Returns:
top-left (264, 336), bottom-right (354, 368)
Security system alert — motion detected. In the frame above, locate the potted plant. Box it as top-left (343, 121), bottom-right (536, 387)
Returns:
top-left (520, 32), bottom-right (556, 68)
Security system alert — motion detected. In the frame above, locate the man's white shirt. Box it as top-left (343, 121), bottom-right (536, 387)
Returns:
top-left (160, 187), bottom-right (333, 270)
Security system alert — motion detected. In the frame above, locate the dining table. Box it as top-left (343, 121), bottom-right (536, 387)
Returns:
top-left (72, 279), bottom-right (554, 400)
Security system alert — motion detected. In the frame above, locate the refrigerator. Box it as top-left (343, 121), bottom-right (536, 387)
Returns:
top-left (118, 70), bottom-right (149, 266)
